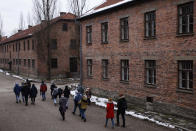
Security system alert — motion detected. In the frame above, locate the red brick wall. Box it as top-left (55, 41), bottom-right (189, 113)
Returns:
top-left (81, 0), bottom-right (196, 112)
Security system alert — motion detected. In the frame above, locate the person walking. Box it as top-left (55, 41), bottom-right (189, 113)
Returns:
top-left (79, 95), bottom-right (88, 122)
top-left (85, 88), bottom-right (92, 105)
top-left (40, 81), bottom-right (47, 101)
top-left (52, 87), bottom-right (58, 106)
top-left (23, 83), bottom-right (31, 106)
top-left (116, 94), bottom-right (127, 128)
top-left (59, 96), bottom-right (68, 121)
top-left (58, 88), bottom-right (63, 99)
top-left (30, 84), bottom-right (38, 104)
top-left (21, 82), bottom-right (25, 103)
top-left (50, 82), bottom-right (57, 99)
top-left (72, 91), bottom-right (82, 115)
top-left (13, 83), bottom-right (21, 103)
top-left (63, 86), bottom-right (70, 109)
top-left (105, 98), bottom-right (115, 128)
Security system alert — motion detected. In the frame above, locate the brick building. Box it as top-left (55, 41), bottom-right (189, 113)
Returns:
top-left (0, 13), bottom-right (79, 79)
top-left (80, 0), bottom-right (196, 119)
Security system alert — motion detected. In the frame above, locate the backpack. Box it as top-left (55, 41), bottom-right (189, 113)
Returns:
top-left (52, 88), bottom-right (58, 96)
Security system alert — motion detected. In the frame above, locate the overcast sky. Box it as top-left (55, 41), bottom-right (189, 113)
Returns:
top-left (0, 0), bottom-right (105, 36)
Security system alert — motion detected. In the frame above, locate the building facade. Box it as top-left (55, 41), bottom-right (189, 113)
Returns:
top-left (80, 0), bottom-right (196, 119)
top-left (0, 13), bottom-right (79, 79)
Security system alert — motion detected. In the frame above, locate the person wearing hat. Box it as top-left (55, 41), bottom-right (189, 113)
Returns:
top-left (105, 98), bottom-right (115, 128)
top-left (116, 94), bottom-right (127, 128)
top-left (13, 83), bottom-right (21, 103)
top-left (78, 95), bottom-right (88, 122)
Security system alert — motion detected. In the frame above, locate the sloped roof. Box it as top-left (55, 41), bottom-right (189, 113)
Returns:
top-left (95, 0), bottom-right (123, 10)
top-left (0, 13), bottom-right (75, 44)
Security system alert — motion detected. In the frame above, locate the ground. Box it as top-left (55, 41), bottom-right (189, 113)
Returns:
top-left (0, 72), bottom-right (175, 131)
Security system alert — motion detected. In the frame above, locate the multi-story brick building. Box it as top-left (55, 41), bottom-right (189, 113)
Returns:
top-left (0, 12), bottom-right (79, 79)
top-left (80, 0), bottom-right (196, 119)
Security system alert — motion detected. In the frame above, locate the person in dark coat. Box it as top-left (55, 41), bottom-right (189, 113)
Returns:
top-left (52, 88), bottom-right (58, 106)
top-left (77, 84), bottom-right (84, 94)
top-left (63, 86), bottom-right (70, 109)
top-left (40, 81), bottom-right (47, 101)
top-left (85, 88), bottom-right (92, 105)
top-left (72, 91), bottom-right (82, 115)
top-left (30, 84), bottom-right (38, 104)
top-left (21, 82), bottom-right (25, 103)
top-left (23, 83), bottom-right (31, 106)
top-left (59, 96), bottom-right (68, 120)
top-left (13, 83), bottom-right (21, 103)
top-left (50, 82), bottom-right (57, 99)
top-left (116, 94), bottom-right (127, 128)
top-left (58, 88), bottom-right (63, 98)
top-left (105, 98), bottom-right (114, 128)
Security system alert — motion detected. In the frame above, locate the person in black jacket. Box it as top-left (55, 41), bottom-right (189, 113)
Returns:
top-left (50, 82), bottom-right (57, 99)
top-left (63, 86), bottom-right (70, 109)
top-left (30, 84), bottom-right (38, 104)
top-left (116, 94), bottom-right (127, 128)
top-left (58, 88), bottom-right (63, 98)
top-left (23, 83), bottom-right (31, 106)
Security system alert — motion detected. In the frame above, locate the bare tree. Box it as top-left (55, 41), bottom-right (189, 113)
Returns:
top-left (33, 0), bottom-right (57, 80)
top-left (0, 14), bottom-right (3, 39)
top-left (19, 12), bottom-right (25, 30)
top-left (68, 0), bottom-right (87, 17)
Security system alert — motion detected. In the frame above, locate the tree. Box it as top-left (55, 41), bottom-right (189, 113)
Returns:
top-left (19, 12), bottom-right (25, 30)
top-left (0, 14), bottom-right (3, 39)
top-left (33, 0), bottom-right (57, 80)
top-left (68, 0), bottom-right (87, 17)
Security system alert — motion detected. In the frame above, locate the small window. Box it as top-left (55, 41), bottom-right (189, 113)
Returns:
top-left (51, 58), bottom-right (58, 68)
top-left (23, 41), bottom-right (26, 51)
top-left (70, 39), bottom-right (77, 49)
top-left (145, 11), bottom-right (156, 38)
top-left (62, 23), bottom-right (68, 31)
top-left (178, 2), bottom-right (194, 34)
top-left (32, 59), bottom-right (35, 69)
top-left (146, 96), bottom-right (153, 103)
top-left (178, 61), bottom-right (193, 89)
top-left (28, 59), bottom-right (31, 68)
top-left (18, 42), bottom-right (20, 51)
top-left (27, 40), bottom-right (30, 50)
top-left (50, 39), bottom-right (57, 49)
top-left (86, 25), bottom-right (92, 44)
top-left (121, 60), bottom-right (129, 81)
top-left (120, 17), bottom-right (129, 41)
top-left (87, 59), bottom-right (92, 77)
top-left (145, 60), bottom-right (156, 85)
top-left (32, 40), bottom-right (34, 50)
top-left (102, 59), bottom-right (109, 79)
top-left (101, 22), bottom-right (108, 44)
top-left (24, 59), bottom-right (26, 67)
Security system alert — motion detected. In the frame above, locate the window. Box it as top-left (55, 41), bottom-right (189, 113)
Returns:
top-left (51, 58), bottom-right (58, 68)
top-left (120, 17), bottom-right (129, 41)
top-left (23, 41), bottom-right (26, 51)
top-left (70, 57), bottom-right (78, 72)
top-left (18, 42), bottom-right (20, 51)
top-left (50, 39), bottom-right (57, 49)
top-left (28, 59), bottom-right (31, 68)
top-left (24, 59), bottom-right (26, 67)
top-left (70, 39), bottom-right (77, 49)
top-left (178, 2), bottom-right (194, 34)
top-left (86, 25), bottom-right (92, 44)
top-left (121, 60), bottom-right (129, 81)
top-left (19, 59), bottom-right (21, 65)
top-left (178, 61), bottom-right (193, 89)
top-left (87, 59), bottom-right (92, 77)
top-left (32, 59), bottom-right (35, 69)
top-left (101, 22), bottom-right (108, 43)
top-left (62, 23), bottom-right (68, 31)
top-left (27, 40), bottom-right (30, 50)
top-left (145, 11), bottom-right (156, 38)
top-left (102, 59), bottom-right (108, 79)
top-left (145, 60), bottom-right (156, 85)
top-left (13, 59), bottom-right (15, 65)
top-left (32, 40), bottom-right (34, 50)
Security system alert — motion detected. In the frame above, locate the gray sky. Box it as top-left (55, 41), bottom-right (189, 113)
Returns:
top-left (0, 0), bottom-right (104, 36)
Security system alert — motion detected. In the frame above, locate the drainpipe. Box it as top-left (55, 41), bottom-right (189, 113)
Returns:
top-left (79, 24), bottom-right (83, 86)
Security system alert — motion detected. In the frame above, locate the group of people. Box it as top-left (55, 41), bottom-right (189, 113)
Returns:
top-left (14, 80), bottom-right (127, 128)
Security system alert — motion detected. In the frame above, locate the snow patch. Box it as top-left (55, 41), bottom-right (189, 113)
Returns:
top-left (0, 69), bottom-right (3, 73)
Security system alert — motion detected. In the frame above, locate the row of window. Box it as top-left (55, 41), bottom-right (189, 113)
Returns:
top-left (86, 2), bottom-right (194, 44)
top-left (0, 58), bottom-right (9, 64)
top-left (87, 59), bottom-right (193, 90)
top-left (12, 59), bottom-right (35, 69)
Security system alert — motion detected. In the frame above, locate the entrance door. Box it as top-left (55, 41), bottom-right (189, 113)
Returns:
top-left (70, 57), bottom-right (78, 72)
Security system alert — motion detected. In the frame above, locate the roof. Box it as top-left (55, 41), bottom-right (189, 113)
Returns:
top-left (80, 0), bottom-right (145, 20)
top-left (0, 13), bottom-right (76, 44)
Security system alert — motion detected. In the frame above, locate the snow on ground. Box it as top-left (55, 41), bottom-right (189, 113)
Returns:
top-left (0, 69), bottom-right (3, 73)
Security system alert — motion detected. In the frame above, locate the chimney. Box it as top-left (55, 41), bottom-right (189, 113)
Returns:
top-left (18, 30), bottom-right (22, 32)
top-left (28, 25), bottom-right (32, 28)
top-left (60, 12), bottom-right (66, 16)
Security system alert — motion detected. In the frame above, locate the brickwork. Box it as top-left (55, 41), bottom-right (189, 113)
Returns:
top-left (80, 0), bottom-right (196, 119)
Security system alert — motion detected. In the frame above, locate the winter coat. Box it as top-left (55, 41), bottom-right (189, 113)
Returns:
top-left (79, 96), bottom-right (88, 109)
top-left (59, 97), bottom-right (68, 112)
top-left (58, 88), bottom-right (63, 96)
top-left (117, 96), bottom-right (127, 113)
top-left (50, 84), bottom-right (56, 92)
top-left (40, 84), bottom-right (47, 92)
top-left (63, 88), bottom-right (70, 98)
top-left (52, 88), bottom-right (58, 98)
top-left (23, 85), bottom-right (31, 97)
top-left (21, 85), bottom-right (25, 96)
top-left (74, 92), bottom-right (82, 103)
top-left (14, 84), bottom-right (21, 95)
top-left (86, 90), bottom-right (91, 99)
top-left (106, 102), bottom-right (114, 118)
top-left (30, 85), bottom-right (38, 98)
top-left (77, 85), bottom-right (84, 94)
